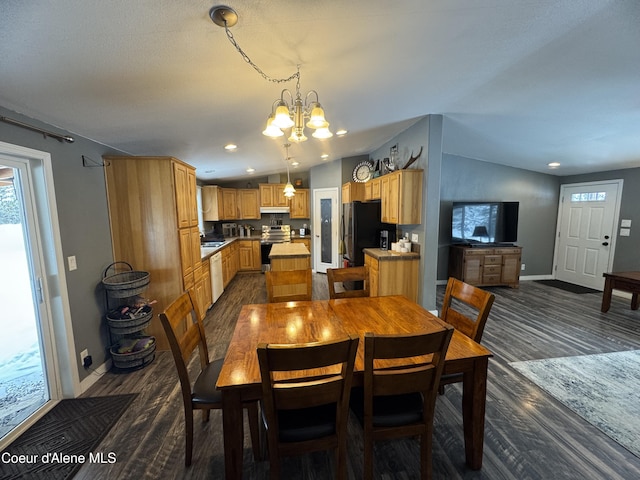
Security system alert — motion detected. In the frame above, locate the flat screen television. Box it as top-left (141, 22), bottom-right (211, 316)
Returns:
top-left (451, 201), bottom-right (519, 245)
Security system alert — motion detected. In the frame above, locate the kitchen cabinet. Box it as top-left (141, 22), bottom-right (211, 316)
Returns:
top-left (238, 239), bottom-right (261, 271)
top-left (364, 177), bottom-right (381, 201)
top-left (201, 257), bottom-right (212, 313)
top-left (380, 169), bottom-right (423, 224)
top-left (237, 189), bottom-right (260, 219)
top-left (448, 245), bottom-right (522, 288)
top-left (104, 155), bottom-right (200, 351)
top-left (289, 188), bottom-right (310, 218)
top-left (221, 241), bottom-right (240, 287)
top-left (259, 183), bottom-right (289, 208)
top-left (342, 182), bottom-right (365, 203)
top-left (292, 237), bottom-right (311, 256)
top-left (364, 249), bottom-right (420, 302)
top-left (201, 185), bottom-right (237, 221)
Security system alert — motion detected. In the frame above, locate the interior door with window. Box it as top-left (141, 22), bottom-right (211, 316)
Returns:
top-left (554, 180), bottom-right (622, 289)
top-left (313, 188), bottom-right (339, 273)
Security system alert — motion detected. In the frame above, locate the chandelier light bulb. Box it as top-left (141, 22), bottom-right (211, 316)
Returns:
top-left (306, 105), bottom-right (329, 129)
top-left (312, 127), bottom-right (333, 139)
top-left (273, 103), bottom-right (295, 129)
top-left (262, 115), bottom-right (284, 137)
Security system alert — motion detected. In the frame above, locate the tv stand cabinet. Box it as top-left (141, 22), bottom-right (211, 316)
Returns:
top-left (449, 245), bottom-right (522, 288)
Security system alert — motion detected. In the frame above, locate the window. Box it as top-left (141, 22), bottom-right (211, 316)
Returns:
top-left (570, 192), bottom-right (606, 202)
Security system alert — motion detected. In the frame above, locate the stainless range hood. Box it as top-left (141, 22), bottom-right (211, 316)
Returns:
top-left (260, 206), bottom-right (290, 214)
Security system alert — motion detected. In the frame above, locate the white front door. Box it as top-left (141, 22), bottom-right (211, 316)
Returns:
top-left (554, 180), bottom-right (623, 289)
top-left (312, 188), bottom-right (339, 273)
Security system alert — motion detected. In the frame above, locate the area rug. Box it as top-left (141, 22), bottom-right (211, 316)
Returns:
top-left (511, 351), bottom-right (640, 458)
top-left (0, 394), bottom-right (136, 479)
top-left (535, 279), bottom-right (600, 294)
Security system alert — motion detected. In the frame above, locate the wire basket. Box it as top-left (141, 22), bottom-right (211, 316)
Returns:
top-left (110, 336), bottom-right (156, 370)
top-left (106, 308), bottom-right (153, 335)
top-left (102, 262), bottom-right (150, 298)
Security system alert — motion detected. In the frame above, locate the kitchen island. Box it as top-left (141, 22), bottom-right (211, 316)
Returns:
top-left (269, 242), bottom-right (311, 271)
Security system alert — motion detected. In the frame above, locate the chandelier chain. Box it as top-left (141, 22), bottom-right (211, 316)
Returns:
top-left (223, 21), bottom-right (299, 84)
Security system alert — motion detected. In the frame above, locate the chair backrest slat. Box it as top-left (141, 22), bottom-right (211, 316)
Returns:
top-left (266, 268), bottom-right (312, 303)
top-left (441, 277), bottom-right (495, 342)
top-left (327, 266), bottom-right (370, 299)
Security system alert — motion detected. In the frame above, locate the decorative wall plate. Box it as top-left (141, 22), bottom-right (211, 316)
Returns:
top-left (352, 160), bottom-right (373, 182)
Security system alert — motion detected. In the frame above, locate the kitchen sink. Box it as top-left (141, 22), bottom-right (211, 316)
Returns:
top-left (201, 241), bottom-right (226, 248)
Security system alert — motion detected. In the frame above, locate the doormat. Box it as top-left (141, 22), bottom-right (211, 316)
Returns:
top-left (535, 279), bottom-right (600, 294)
top-left (511, 351), bottom-right (640, 458)
top-left (0, 394), bottom-right (136, 479)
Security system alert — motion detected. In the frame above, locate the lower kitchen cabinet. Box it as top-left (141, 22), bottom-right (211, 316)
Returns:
top-left (364, 248), bottom-right (420, 302)
top-left (238, 239), bottom-right (261, 271)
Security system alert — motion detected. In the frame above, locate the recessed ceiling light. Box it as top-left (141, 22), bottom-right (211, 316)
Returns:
top-left (548, 162), bottom-right (561, 168)
top-left (335, 129), bottom-right (348, 136)
top-left (224, 143), bottom-right (237, 151)
top-left (321, 154), bottom-right (329, 159)
top-left (291, 161), bottom-right (300, 167)
top-left (246, 167), bottom-right (255, 173)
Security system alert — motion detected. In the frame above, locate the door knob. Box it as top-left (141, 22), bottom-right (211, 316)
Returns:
top-left (604, 235), bottom-right (610, 239)
top-left (602, 242), bottom-right (609, 246)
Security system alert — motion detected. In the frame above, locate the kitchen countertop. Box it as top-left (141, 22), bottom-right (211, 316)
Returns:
top-left (269, 242), bottom-right (310, 258)
top-left (200, 235), bottom-right (262, 260)
top-left (363, 248), bottom-right (420, 260)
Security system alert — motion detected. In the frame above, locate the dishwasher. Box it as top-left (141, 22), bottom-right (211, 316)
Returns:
top-left (210, 251), bottom-right (224, 304)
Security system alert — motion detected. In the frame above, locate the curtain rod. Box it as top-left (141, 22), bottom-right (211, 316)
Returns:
top-left (0, 115), bottom-right (74, 143)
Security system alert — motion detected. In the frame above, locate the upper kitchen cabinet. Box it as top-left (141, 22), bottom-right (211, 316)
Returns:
top-left (364, 177), bottom-right (381, 201)
top-left (342, 182), bottom-right (365, 203)
top-left (103, 155), bottom-right (202, 351)
top-left (202, 185), bottom-right (237, 221)
top-left (237, 189), bottom-right (260, 219)
top-left (381, 169), bottom-right (423, 224)
top-left (259, 183), bottom-right (289, 208)
top-left (289, 188), bottom-right (310, 219)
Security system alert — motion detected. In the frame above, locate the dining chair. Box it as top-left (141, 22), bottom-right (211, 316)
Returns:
top-left (265, 268), bottom-right (312, 303)
top-left (257, 334), bottom-right (359, 480)
top-left (350, 327), bottom-right (454, 480)
top-left (438, 277), bottom-right (495, 393)
top-left (159, 290), bottom-right (260, 466)
top-left (326, 265), bottom-right (370, 299)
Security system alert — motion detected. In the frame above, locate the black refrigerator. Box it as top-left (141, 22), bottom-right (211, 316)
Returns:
top-left (342, 201), bottom-right (395, 267)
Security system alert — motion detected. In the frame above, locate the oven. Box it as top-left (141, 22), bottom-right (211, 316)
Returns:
top-left (260, 225), bottom-right (291, 271)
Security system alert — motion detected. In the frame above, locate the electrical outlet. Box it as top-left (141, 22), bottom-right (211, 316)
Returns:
top-left (68, 255), bottom-right (77, 271)
top-left (521, 263), bottom-right (526, 271)
top-left (411, 233), bottom-right (419, 243)
top-left (80, 348), bottom-right (89, 365)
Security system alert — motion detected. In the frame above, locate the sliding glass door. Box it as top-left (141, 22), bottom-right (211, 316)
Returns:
top-left (0, 161), bottom-right (51, 442)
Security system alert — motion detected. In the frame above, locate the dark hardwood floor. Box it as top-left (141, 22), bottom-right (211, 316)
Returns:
top-left (77, 273), bottom-right (640, 479)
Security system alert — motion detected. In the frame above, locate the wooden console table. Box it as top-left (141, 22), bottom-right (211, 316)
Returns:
top-left (601, 271), bottom-right (640, 313)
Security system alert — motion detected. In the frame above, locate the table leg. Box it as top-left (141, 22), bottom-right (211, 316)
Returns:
top-left (631, 292), bottom-right (639, 310)
top-left (222, 389), bottom-right (244, 480)
top-left (601, 277), bottom-right (613, 313)
top-left (462, 357), bottom-right (488, 470)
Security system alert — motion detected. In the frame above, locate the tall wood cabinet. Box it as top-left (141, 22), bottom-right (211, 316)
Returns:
top-left (104, 155), bottom-right (203, 350)
top-left (448, 245), bottom-right (522, 288)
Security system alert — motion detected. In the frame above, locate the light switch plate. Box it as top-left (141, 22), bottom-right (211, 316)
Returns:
top-left (411, 233), bottom-right (419, 243)
top-left (621, 219), bottom-right (632, 227)
top-left (620, 228), bottom-right (630, 237)
top-left (67, 255), bottom-right (77, 271)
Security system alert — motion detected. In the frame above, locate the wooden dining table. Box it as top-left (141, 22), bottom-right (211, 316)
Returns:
top-left (217, 295), bottom-right (493, 479)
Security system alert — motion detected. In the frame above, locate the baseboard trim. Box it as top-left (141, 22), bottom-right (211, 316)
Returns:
top-left (79, 359), bottom-right (112, 394)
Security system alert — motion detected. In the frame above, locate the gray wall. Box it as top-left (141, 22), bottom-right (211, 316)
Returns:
top-left (1, 106), bottom-right (123, 383)
top-left (439, 155), bottom-right (561, 280)
top-left (562, 168), bottom-right (640, 271)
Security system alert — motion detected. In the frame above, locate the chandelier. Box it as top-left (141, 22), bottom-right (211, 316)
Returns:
top-left (262, 67), bottom-right (333, 143)
top-left (282, 143), bottom-right (296, 198)
top-left (210, 5), bottom-right (332, 143)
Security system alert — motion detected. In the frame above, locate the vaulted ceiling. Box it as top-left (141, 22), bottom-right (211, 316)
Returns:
top-left (1, 0), bottom-right (639, 180)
